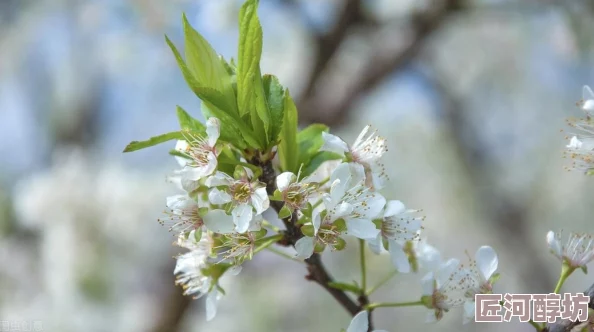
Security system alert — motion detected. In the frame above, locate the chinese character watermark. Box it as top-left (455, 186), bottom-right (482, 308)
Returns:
top-left (0, 320), bottom-right (43, 331)
top-left (475, 293), bottom-right (590, 323)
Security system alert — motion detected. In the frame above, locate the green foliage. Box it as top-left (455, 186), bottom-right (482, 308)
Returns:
top-left (176, 106), bottom-right (206, 133)
top-left (123, 131), bottom-right (186, 153)
top-left (181, 14), bottom-right (237, 111)
top-left (237, 0), bottom-right (270, 147)
top-left (278, 91), bottom-right (299, 172)
top-left (262, 75), bottom-right (285, 147)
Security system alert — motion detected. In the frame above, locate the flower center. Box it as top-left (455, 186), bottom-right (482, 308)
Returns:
top-left (231, 182), bottom-right (252, 204)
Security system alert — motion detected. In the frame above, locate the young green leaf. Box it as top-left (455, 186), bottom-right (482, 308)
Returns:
top-left (167, 35), bottom-right (261, 149)
top-left (176, 106), bottom-right (206, 133)
top-left (278, 90), bottom-right (299, 173)
top-left (301, 151), bottom-right (343, 177)
top-left (297, 124), bottom-right (329, 169)
top-left (237, 0), bottom-right (270, 145)
top-left (181, 14), bottom-right (238, 114)
top-left (123, 131), bottom-right (185, 153)
top-left (262, 75), bottom-right (285, 146)
top-left (165, 35), bottom-right (235, 115)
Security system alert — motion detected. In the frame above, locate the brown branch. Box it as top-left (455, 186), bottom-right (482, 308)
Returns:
top-left (255, 158), bottom-right (369, 328)
top-left (297, 0), bottom-right (464, 126)
top-left (301, 0), bottom-right (369, 99)
top-left (544, 283), bottom-right (594, 332)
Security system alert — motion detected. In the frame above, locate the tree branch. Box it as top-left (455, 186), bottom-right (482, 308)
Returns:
top-left (297, 0), bottom-right (464, 126)
top-left (255, 159), bottom-right (369, 328)
top-left (544, 283), bottom-right (594, 332)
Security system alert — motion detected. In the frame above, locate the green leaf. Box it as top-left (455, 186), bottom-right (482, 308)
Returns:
top-left (123, 131), bottom-right (185, 153)
top-left (176, 106), bottom-right (206, 133)
top-left (262, 75), bottom-right (285, 146)
top-left (278, 90), bottom-right (299, 173)
top-left (181, 14), bottom-right (238, 114)
top-left (169, 149), bottom-right (190, 159)
top-left (301, 151), bottom-right (343, 177)
top-left (297, 124), bottom-right (329, 169)
top-left (166, 36), bottom-right (236, 114)
top-left (327, 282), bottom-right (362, 295)
top-left (278, 205), bottom-right (292, 219)
top-left (237, 0), bottom-right (270, 144)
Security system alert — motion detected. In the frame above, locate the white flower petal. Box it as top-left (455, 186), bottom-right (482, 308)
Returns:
top-left (435, 259), bottom-right (460, 289)
top-left (208, 188), bottom-right (233, 205)
top-left (367, 235), bottom-right (383, 255)
top-left (584, 85), bottom-right (594, 100)
top-left (206, 117), bottom-right (220, 147)
top-left (320, 132), bottom-right (349, 155)
top-left (348, 163), bottom-right (367, 185)
top-left (358, 192), bottom-right (386, 219)
top-left (475, 246), bottom-right (498, 281)
top-left (463, 300), bottom-right (475, 325)
top-left (276, 172), bottom-right (296, 192)
top-left (346, 311), bottom-right (368, 332)
top-left (174, 140), bottom-right (190, 166)
top-left (567, 136), bottom-right (583, 150)
top-left (232, 204), bottom-right (253, 233)
top-left (416, 240), bottom-right (442, 272)
top-left (203, 209), bottom-right (235, 234)
top-left (346, 218), bottom-right (380, 239)
top-left (388, 240), bottom-right (411, 273)
top-left (312, 212), bottom-right (322, 234)
top-left (547, 230), bottom-right (563, 258)
top-left (166, 195), bottom-right (195, 210)
top-left (205, 288), bottom-right (219, 321)
top-left (383, 200), bottom-right (406, 218)
top-left (251, 187), bottom-right (270, 215)
top-left (421, 272), bottom-right (435, 296)
top-left (205, 172), bottom-right (233, 187)
top-left (295, 237), bottom-right (315, 259)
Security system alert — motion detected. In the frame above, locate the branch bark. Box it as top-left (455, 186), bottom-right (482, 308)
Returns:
top-left (256, 159), bottom-right (370, 328)
top-left (297, 0), bottom-right (464, 126)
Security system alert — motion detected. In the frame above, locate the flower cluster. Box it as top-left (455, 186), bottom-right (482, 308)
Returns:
top-left (157, 118), bottom-right (274, 320)
top-left (125, 5), bottom-right (594, 329)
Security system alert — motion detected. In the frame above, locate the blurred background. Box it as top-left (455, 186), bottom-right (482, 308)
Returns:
top-left (1, 0), bottom-right (594, 331)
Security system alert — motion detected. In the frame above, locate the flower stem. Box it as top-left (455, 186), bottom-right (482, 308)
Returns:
top-left (254, 234), bottom-right (284, 255)
top-left (553, 264), bottom-right (576, 294)
top-left (265, 246), bottom-right (304, 263)
top-left (527, 319), bottom-right (543, 331)
top-left (366, 270), bottom-right (398, 296)
top-left (318, 176), bottom-right (330, 187)
top-left (365, 301), bottom-right (424, 310)
top-left (359, 239), bottom-right (367, 292)
top-left (262, 220), bottom-right (281, 232)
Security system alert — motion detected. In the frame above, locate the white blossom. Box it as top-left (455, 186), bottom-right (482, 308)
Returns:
top-left (345, 311), bottom-right (388, 332)
top-left (456, 246), bottom-right (499, 325)
top-left (171, 118), bottom-right (220, 191)
top-left (158, 195), bottom-right (205, 235)
top-left (367, 200), bottom-right (423, 273)
top-left (547, 230), bottom-right (594, 270)
top-left (321, 125), bottom-right (388, 190)
top-left (276, 171), bottom-right (318, 211)
top-left (322, 163), bottom-right (386, 240)
top-left (421, 258), bottom-right (467, 323)
top-left (205, 171), bottom-right (269, 233)
top-left (173, 231), bottom-right (241, 321)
